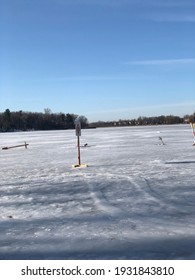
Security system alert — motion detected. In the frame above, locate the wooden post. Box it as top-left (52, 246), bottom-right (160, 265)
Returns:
top-left (72, 117), bottom-right (88, 168)
top-left (77, 135), bottom-right (81, 165)
top-left (2, 142), bottom-right (29, 150)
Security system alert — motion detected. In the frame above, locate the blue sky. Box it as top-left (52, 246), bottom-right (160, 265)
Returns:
top-left (0, 0), bottom-right (195, 122)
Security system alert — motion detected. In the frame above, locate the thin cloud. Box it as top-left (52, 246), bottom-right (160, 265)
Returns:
top-left (148, 0), bottom-right (195, 8)
top-left (126, 59), bottom-right (195, 66)
top-left (149, 14), bottom-right (195, 22)
top-left (53, 0), bottom-right (195, 23)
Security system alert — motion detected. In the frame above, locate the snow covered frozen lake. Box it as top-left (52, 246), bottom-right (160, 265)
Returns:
top-left (0, 124), bottom-right (195, 260)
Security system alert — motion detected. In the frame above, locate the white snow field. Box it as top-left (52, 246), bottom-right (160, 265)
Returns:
top-left (0, 125), bottom-right (195, 260)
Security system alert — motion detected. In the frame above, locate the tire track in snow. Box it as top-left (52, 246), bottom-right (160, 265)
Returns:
top-left (125, 175), bottom-right (179, 210)
top-left (77, 170), bottom-right (190, 219)
top-left (80, 171), bottom-right (158, 217)
top-left (81, 171), bottom-right (160, 218)
top-left (88, 181), bottom-right (124, 217)
top-left (126, 176), bottom-right (195, 217)
top-left (128, 176), bottom-right (161, 202)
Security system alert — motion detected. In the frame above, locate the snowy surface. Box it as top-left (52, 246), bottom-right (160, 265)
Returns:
top-left (0, 125), bottom-right (195, 260)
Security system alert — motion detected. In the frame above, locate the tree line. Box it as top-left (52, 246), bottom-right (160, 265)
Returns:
top-left (0, 109), bottom-right (89, 132)
top-left (89, 113), bottom-right (195, 128)
top-left (0, 109), bottom-right (194, 132)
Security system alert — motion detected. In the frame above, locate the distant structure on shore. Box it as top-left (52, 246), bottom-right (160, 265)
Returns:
top-left (89, 113), bottom-right (195, 128)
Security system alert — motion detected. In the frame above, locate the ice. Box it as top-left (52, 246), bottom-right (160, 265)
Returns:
top-left (0, 124), bottom-right (195, 259)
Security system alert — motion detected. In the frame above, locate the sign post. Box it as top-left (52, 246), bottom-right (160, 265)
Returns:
top-left (72, 117), bottom-right (88, 168)
top-left (75, 120), bottom-right (81, 165)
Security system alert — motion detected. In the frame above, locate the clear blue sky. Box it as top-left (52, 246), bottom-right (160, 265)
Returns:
top-left (0, 0), bottom-right (195, 122)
